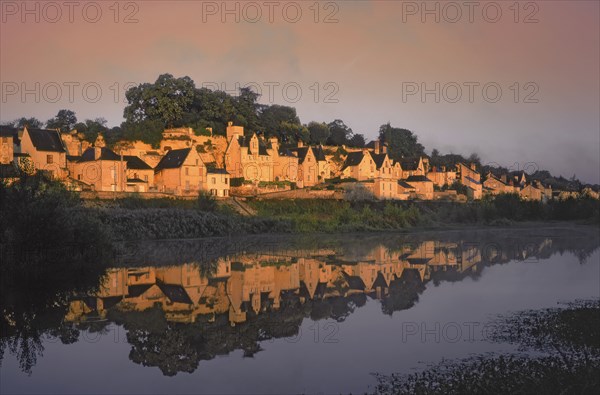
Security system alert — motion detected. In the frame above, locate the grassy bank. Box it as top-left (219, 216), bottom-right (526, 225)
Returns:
top-left (1, 175), bottom-right (599, 247)
top-left (248, 194), bottom-right (600, 232)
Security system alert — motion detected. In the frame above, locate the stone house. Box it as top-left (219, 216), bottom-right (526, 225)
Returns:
top-left (20, 126), bottom-right (67, 179)
top-left (205, 168), bottom-right (231, 197)
top-left (288, 143), bottom-right (328, 187)
top-left (224, 124), bottom-right (273, 182)
top-left (154, 148), bottom-right (206, 195)
top-left (427, 166), bottom-right (457, 188)
top-left (406, 175), bottom-right (434, 200)
top-left (71, 146), bottom-right (127, 192)
top-left (124, 155), bottom-right (154, 192)
top-left (456, 163), bottom-right (483, 199)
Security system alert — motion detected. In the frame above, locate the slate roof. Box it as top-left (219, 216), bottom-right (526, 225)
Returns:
top-left (66, 155), bottom-right (81, 162)
top-left (312, 146), bottom-right (326, 161)
top-left (79, 147), bottom-right (121, 162)
top-left (278, 148), bottom-right (298, 158)
top-left (126, 178), bottom-right (147, 183)
top-left (238, 135), bottom-right (269, 156)
top-left (124, 155), bottom-right (152, 170)
top-left (340, 151), bottom-right (366, 171)
top-left (406, 175), bottom-right (432, 182)
top-left (371, 153), bottom-right (387, 170)
top-left (26, 128), bottom-right (65, 152)
top-left (288, 147), bottom-right (310, 164)
top-left (0, 126), bottom-right (17, 138)
top-left (401, 158), bottom-right (420, 171)
top-left (154, 148), bottom-right (191, 171)
top-left (398, 180), bottom-right (416, 189)
top-left (207, 168), bottom-right (229, 174)
top-left (465, 176), bottom-right (481, 185)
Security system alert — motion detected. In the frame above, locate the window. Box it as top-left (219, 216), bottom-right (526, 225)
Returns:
top-left (185, 167), bottom-right (189, 176)
top-left (144, 175), bottom-right (148, 182)
top-left (47, 155), bottom-right (53, 164)
top-left (212, 177), bottom-right (216, 184)
top-left (196, 159), bottom-right (199, 166)
top-left (225, 177), bottom-right (229, 184)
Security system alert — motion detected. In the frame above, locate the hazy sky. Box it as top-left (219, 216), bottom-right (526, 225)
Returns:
top-left (1, 1), bottom-right (598, 183)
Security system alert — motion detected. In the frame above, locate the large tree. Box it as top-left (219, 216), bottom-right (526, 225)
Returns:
top-left (378, 123), bottom-right (424, 160)
top-left (11, 117), bottom-right (43, 129)
top-left (73, 118), bottom-right (108, 143)
top-left (46, 110), bottom-right (77, 132)
top-left (326, 119), bottom-right (353, 146)
top-left (124, 74), bottom-right (195, 127)
top-left (258, 104), bottom-right (302, 139)
top-left (307, 122), bottom-right (330, 145)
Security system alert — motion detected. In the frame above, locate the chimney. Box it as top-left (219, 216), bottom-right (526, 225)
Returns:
top-left (374, 140), bottom-right (380, 153)
top-left (270, 137), bottom-right (279, 153)
top-left (381, 144), bottom-right (387, 154)
top-left (501, 174), bottom-right (507, 183)
top-left (441, 165), bottom-right (446, 172)
top-left (470, 162), bottom-right (476, 171)
top-left (297, 140), bottom-right (303, 148)
top-left (206, 127), bottom-right (213, 136)
top-left (94, 147), bottom-right (102, 160)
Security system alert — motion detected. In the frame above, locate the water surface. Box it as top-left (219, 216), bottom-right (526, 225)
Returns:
top-left (1, 226), bottom-right (598, 394)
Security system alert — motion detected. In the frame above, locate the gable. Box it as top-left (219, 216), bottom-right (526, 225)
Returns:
top-left (24, 128), bottom-right (65, 153)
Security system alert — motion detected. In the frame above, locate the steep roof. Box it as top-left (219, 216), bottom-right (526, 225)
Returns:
top-left (311, 146), bottom-right (326, 161)
top-left (207, 168), bottom-right (229, 174)
top-left (25, 128), bottom-right (65, 153)
top-left (401, 158), bottom-right (420, 171)
top-left (465, 176), bottom-right (481, 185)
top-left (371, 153), bottom-right (387, 170)
top-left (398, 180), bottom-right (416, 189)
top-left (238, 135), bottom-right (269, 156)
top-left (124, 155), bottom-right (152, 170)
top-left (406, 175), bottom-right (432, 182)
top-left (0, 126), bottom-right (18, 138)
top-left (288, 147), bottom-right (309, 164)
top-left (340, 151), bottom-right (366, 171)
top-left (79, 147), bottom-right (121, 162)
top-left (154, 148), bottom-right (191, 171)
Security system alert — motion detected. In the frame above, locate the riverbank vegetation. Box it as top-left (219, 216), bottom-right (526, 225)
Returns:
top-left (373, 300), bottom-right (600, 395)
top-left (1, 174), bottom-right (598, 249)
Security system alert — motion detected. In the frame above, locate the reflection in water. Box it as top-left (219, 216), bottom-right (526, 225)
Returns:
top-left (1, 227), bottom-right (599, 377)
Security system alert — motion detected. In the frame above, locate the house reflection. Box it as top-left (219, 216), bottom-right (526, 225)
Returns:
top-left (64, 238), bottom-right (547, 326)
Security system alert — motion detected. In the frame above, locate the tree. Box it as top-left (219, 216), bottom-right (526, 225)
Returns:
top-left (124, 74), bottom-right (195, 127)
top-left (74, 118), bottom-right (108, 143)
top-left (232, 87), bottom-right (262, 132)
top-left (327, 119), bottom-right (353, 146)
top-left (307, 122), bottom-right (330, 145)
top-left (120, 119), bottom-right (164, 148)
top-left (12, 117), bottom-right (43, 128)
top-left (348, 133), bottom-right (366, 148)
top-left (46, 110), bottom-right (77, 132)
top-left (258, 105), bottom-right (302, 139)
top-left (378, 123), bottom-right (424, 160)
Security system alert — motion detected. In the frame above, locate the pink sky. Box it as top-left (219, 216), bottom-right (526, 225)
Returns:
top-left (1, 1), bottom-right (598, 182)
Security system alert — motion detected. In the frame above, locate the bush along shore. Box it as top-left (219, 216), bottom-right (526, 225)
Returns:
top-left (1, 174), bottom-right (599, 248)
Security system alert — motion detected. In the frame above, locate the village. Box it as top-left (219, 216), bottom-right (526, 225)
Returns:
top-left (0, 122), bottom-right (595, 202)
